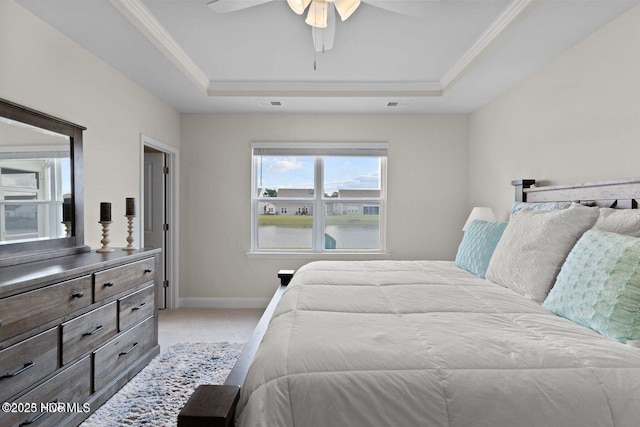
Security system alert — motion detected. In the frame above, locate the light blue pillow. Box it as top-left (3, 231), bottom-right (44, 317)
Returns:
top-left (543, 229), bottom-right (640, 343)
top-left (455, 220), bottom-right (508, 279)
top-left (511, 201), bottom-right (572, 213)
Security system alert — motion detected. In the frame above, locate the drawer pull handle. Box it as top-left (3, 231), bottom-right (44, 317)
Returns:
top-left (119, 342), bottom-right (139, 357)
top-left (103, 282), bottom-right (115, 287)
top-left (82, 325), bottom-right (104, 336)
top-left (19, 411), bottom-right (46, 426)
top-left (144, 268), bottom-right (153, 274)
top-left (1, 361), bottom-right (34, 380)
top-left (0, 319), bottom-right (2, 327)
top-left (72, 291), bottom-right (85, 299)
top-left (131, 302), bottom-right (146, 311)
top-left (19, 399), bottom-right (57, 426)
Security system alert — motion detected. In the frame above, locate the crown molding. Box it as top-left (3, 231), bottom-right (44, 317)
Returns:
top-left (112, 0), bottom-right (533, 98)
top-left (207, 81), bottom-right (443, 97)
top-left (110, 0), bottom-right (210, 93)
top-left (441, 0), bottom-right (537, 91)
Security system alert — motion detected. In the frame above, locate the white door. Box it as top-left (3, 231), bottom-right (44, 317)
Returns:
top-left (144, 152), bottom-right (167, 308)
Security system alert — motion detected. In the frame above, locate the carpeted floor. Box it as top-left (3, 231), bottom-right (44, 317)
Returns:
top-left (82, 342), bottom-right (244, 426)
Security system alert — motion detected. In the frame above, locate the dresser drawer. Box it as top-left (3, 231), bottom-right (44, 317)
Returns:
top-left (93, 316), bottom-right (155, 391)
top-left (0, 328), bottom-right (58, 403)
top-left (118, 284), bottom-right (155, 332)
top-left (93, 258), bottom-right (155, 302)
top-left (0, 276), bottom-right (92, 342)
top-left (61, 302), bottom-right (117, 365)
top-left (1, 356), bottom-right (91, 427)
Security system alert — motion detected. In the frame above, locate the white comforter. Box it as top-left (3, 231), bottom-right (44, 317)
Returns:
top-left (237, 261), bottom-right (640, 427)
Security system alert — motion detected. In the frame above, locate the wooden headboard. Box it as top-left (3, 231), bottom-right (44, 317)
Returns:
top-left (512, 178), bottom-right (640, 209)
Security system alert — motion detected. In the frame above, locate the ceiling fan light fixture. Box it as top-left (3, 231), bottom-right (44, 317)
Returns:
top-left (305, 0), bottom-right (328, 28)
top-left (287, 0), bottom-right (312, 15)
top-left (334, 0), bottom-right (360, 21)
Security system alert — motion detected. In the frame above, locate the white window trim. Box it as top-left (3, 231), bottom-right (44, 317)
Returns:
top-left (249, 142), bottom-right (388, 256)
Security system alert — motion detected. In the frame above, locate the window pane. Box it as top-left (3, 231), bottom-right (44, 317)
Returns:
top-left (3, 198), bottom-right (41, 241)
top-left (1, 169), bottom-right (39, 189)
top-left (252, 145), bottom-right (386, 253)
top-left (256, 155), bottom-right (315, 198)
top-left (257, 201), bottom-right (313, 251)
top-left (323, 156), bottom-right (380, 197)
top-left (324, 202), bottom-right (380, 250)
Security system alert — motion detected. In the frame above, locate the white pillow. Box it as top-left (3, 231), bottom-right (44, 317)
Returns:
top-left (592, 208), bottom-right (640, 237)
top-left (485, 206), bottom-right (599, 303)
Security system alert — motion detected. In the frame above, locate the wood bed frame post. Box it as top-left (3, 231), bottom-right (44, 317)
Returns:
top-left (178, 270), bottom-right (295, 427)
top-left (278, 270), bottom-right (295, 286)
top-left (512, 179), bottom-right (536, 202)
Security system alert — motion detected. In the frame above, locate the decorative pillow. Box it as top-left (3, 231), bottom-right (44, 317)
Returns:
top-left (543, 230), bottom-right (640, 343)
top-left (511, 201), bottom-right (572, 213)
top-left (486, 206), bottom-right (599, 303)
top-left (592, 208), bottom-right (640, 237)
top-left (455, 220), bottom-right (508, 279)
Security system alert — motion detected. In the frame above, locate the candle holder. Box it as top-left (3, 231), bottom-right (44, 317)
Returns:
top-left (96, 221), bottom-right (114, 253)
top-left (123, 215), bottom-right (136, 251)
top-left (62, 221), bottom-right (72, 238)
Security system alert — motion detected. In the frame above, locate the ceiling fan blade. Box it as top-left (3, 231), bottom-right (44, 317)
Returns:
top-left (334, 0), bottom-right (361, 21)
top-left (363, 0), bottom-right (430, 17)
top-left (288, 0), bottom-right (312, 15)
top-left (206, 0), bottom-right (274, 14)
top-left (312, 3), bottom-right (336, 52)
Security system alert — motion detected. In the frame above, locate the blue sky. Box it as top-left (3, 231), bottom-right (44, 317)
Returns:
top-left (258, 156), bottom-right (380, 195)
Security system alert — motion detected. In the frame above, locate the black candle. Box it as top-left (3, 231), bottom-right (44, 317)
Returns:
top-left (62, 197), bottom-right (71, 222)
top-left (126, 197), bottom-right (136, 216)
top-left (100, 202), bottom-right (112, 222)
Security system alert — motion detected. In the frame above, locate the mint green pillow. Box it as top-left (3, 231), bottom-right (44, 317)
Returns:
top-left (455, 220), bottom-right (507, 279)
top-left (543, 229), bottom-right (640, 343)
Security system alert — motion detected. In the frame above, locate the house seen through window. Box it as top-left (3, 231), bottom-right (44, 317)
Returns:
top-left (0, 153), bottom-right (70, 242)
top-left (251, 143), bottom-right (387, 252)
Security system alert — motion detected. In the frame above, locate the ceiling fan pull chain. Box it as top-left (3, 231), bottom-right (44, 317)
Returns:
top-left (313, 26), bottom-right (317, 70)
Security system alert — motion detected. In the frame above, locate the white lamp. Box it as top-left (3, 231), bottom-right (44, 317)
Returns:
top-left (293, 0), bottom-right (361, 27)
top-left (305, 0), bottom-right (328, 27)
top-left (462, 207), bottom-right (496, 231)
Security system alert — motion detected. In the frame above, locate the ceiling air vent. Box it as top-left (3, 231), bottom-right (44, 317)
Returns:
top-left (258, 100), bottom-right (282, 107)
top-left (386, 101), bottom-right (411, 108)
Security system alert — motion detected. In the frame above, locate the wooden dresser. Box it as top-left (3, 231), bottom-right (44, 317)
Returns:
top-left (0, 249), bottom-right (160, 427)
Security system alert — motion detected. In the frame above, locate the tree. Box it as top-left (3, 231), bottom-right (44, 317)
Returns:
top-left (263, 188), bottom-right (277, 197)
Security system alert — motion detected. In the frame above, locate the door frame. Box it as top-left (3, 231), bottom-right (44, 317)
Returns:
top-left (140, 134), bottom-right (179, 309)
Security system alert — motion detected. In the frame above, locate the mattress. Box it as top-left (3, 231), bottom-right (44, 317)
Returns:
top-left (237, 260), bottom-right (640, 427)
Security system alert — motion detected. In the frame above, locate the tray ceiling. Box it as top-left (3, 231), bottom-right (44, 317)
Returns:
top-left (15, 0), bottom-right (640, 113)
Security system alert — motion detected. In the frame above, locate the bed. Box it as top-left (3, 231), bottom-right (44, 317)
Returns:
top-left (179, 177), bottom-right (640, 427)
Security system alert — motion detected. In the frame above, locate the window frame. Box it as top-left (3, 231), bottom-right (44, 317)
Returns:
top-left (250, 142), bottom-right (388, 254)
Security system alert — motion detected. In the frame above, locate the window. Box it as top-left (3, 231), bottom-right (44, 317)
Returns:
top-left (0, 153), bottom-right (70, 241)
top-left (251, 143), bottom-right (387, 253)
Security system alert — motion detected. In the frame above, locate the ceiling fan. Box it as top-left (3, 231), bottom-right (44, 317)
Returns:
top-left (206, 0), bottom-right (417, 53)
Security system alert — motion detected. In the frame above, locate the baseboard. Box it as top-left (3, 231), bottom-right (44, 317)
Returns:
top-left (178, 297), bottom-right (271, 309)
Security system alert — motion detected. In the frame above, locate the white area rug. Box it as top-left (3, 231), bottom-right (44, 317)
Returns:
top-left (82, 342), bottom-right (243, 426)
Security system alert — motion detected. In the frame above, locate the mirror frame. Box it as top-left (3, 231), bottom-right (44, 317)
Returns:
top-left (0, 98), bottom-right (89, 266)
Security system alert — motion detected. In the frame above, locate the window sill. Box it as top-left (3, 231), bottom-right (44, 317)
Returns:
top-left (245, 251), bottom-right (392, 260)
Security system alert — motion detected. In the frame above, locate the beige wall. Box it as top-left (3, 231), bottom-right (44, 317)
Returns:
top-left (179, 114), bottom-right (470, 303)
top-left (0, 0), bottom-right (180, 246)
top-left (469, 5), bottom-right (640, 220)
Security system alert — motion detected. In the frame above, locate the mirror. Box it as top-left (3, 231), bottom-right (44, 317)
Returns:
top-left (0, 118), bottom-right (71, 242)
top-left (0, 98), bottom-right (88, 266)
